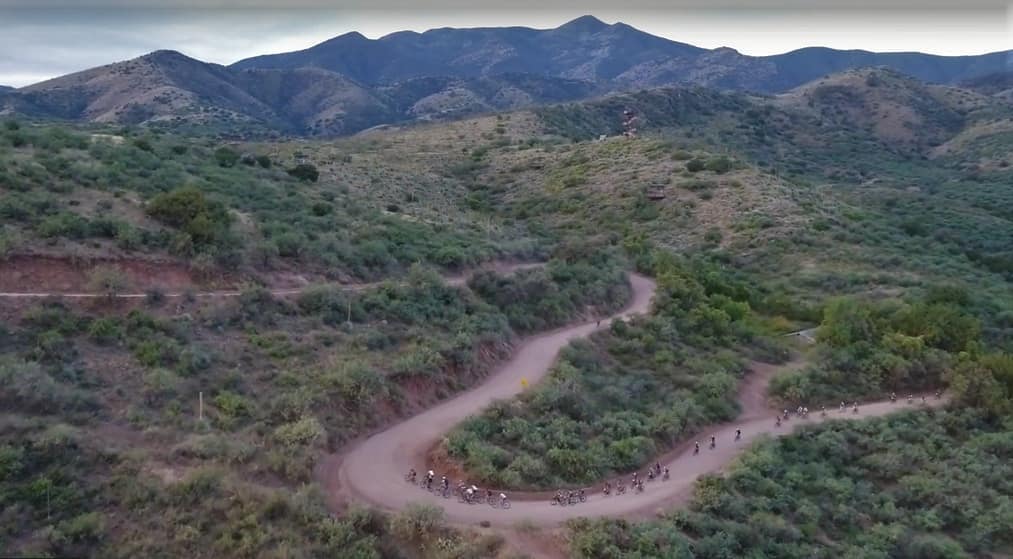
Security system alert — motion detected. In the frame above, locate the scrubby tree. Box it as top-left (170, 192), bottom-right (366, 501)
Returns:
top-left (704, 155), bottom-right (733, 173)
top-left (214, 146), bottom-right (239, 167)
top-left (287, 163), bottom-right (319, 182)
top-left (686, 158), bottom-right (706, 172)
top-left (86, 266), bottom-right (130, 299)
top-left (146, 187), bottom-right (230, 250)
top-left (389, 503), bottom-right (446, 545)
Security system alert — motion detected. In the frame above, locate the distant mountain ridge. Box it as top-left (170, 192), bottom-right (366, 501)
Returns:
top-left (2, 15), bottom-right (1009, 136)
top-left (232, 15), bottom-right (1010, 92)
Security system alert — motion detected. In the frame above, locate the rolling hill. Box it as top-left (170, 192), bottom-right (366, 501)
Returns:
top-left (1, 50), bottom-right (597, 136)
top-left (2, 15), bottom-right (1009, 136)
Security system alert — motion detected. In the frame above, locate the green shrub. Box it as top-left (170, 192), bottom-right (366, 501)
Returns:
top-left (704, 155), bottom-right (733, 173)
top-left (214, 146), bottom-right (239, 167)
top-left (287, 163), bottom-right (319, 182)
top-left (389, 503), bottom-right (446, 544)
top-left (686, 158), bottom-right (706, 172)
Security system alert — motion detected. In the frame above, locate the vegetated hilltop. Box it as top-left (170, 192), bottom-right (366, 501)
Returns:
top-left (2, 65), bottom-right (1009, 335)
top-left (3, 16), bottom-right (1010, 136)
top-left (0, 121), bottom-right (552, 294)
top-left (0, 50), bottom-right (597, 137)
top-left (469, 70), bottom-right (1011, 341)
top-left (961, 70), bottom-right (1013, 99)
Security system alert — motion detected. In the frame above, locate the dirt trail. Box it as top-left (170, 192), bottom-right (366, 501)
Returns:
top-left (332, 274), bottom-right (947, 527)
top-left (0, 261), bottom-right (544, 299)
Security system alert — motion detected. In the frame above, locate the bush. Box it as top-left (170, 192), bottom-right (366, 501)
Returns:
top-left (389, 503), bottom-right (446, 544)
top-left (273, 416), bottom-right (325, 448)
top-left (146, 187), bottom-right (229, 248)
top-left (87, 317), bottom-right (122, 344)
top-left (287, 163), bottom-right (319, 182)
top-left (214, 147), bottom-right (239, 168)
top-left (704, 155), bottom-right (733, 174)
top-left (86, 266), bottom-right (130, 298)
top-left (686, 158), bottom-right (706, 172)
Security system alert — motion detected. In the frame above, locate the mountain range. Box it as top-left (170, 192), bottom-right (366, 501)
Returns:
top-left (2, 15), bottom-right (1010, 136)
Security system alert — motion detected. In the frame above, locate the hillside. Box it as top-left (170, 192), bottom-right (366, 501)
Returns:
top-left (961, 71), bottom-right (1013, 100)
top-left (233, 15), bottom-right (1010, 93)
top-left (1, 51), bottom-right (596, 136)
top-left (2, 17), bottom-right (1009, 137)
top-left (1, 51), bottom-right (1012, 559)
top-left (777, 67), bottom-right (965, 150)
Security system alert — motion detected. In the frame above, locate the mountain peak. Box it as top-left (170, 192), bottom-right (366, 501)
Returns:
top-left (326, 31), bottom-right (369, 44)
top-left (556, 15), bottom-right (609, 33)
top-left (141, 50), bottom-right (200, 65)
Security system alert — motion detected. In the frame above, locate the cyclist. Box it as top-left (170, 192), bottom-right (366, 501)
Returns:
top-left (735, 429), bottom-right (742, 441)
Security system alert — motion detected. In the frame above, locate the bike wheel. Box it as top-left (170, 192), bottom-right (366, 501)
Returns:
top-left (502, 500), bottom-right (511, 509)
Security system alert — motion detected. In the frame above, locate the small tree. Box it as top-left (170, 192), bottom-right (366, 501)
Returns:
top-left (389, 503), bottom-right (446, 545)
top-left (287, 163), bottom-right (319, 182)
top-left (214, 147), bottom-right (239, 168)
top-left (704, 155), bottom-right (733, 174)
top-left (87, 266), bottom-right (130, 299)
top-left (686, 158), bottom-right (706, 172)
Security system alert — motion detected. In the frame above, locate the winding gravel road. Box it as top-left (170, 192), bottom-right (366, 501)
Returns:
top-left (332, 273), bottom-right (946, 527)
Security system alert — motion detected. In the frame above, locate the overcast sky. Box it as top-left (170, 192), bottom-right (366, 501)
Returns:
top-left (1, 1), bottom-right (1010, 87)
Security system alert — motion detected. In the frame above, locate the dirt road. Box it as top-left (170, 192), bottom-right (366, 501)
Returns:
top-left (334, 274), bottom-right (946, 526)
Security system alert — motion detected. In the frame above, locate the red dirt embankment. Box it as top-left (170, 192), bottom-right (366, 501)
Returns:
top-left (0, 255), bottom-right (202, 294)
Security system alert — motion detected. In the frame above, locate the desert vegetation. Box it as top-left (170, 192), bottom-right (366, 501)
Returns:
top-left (2, 60), bottom-right (1011, 558)
top-left (447, 250), bottom-right (789, 488)
top-left (567, 406), bottom-right (1013, 558)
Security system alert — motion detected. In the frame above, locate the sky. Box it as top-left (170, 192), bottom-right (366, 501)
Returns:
top-left (0, 1), bottom-right (1010, 87)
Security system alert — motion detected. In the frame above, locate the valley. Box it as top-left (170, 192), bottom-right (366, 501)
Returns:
top-left (0, 17), bottom-right (1011, 559)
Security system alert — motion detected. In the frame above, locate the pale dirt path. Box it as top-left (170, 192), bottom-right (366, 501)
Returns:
top-left (332, 273), bottom-right (947, 528)
top-left (333, 274), bottom-right (655, 521)
top-left (0, 261), bottom-right (544, 299)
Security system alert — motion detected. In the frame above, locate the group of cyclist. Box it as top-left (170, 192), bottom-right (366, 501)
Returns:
top-left (404, 391), bottom-right (945, 510)
top-left (889, 391), bottom-right (941, 404)
top-left (772, 390), bottom-right (942, 428)
top-left (601, 461), bottom-right (671, 497)
top-left (405, 469), bottom-right (510, 508)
